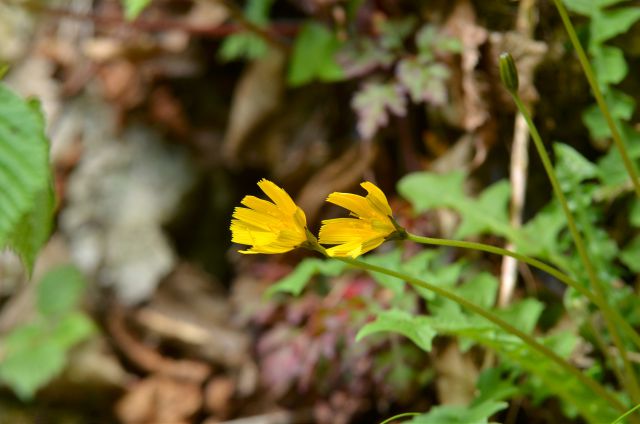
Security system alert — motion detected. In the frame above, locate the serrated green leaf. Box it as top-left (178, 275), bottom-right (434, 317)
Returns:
top-left (266, 258), bottom-right (347, 297)
top-left (456, 273), bottom-right (498, 310)
top-left (356, 309), bottom-right (437, 352)
top-left (592, 45), bottom-right (627, 87)
top-left (591, 7), bottom-right (640, 43)
top-left (362, 249), bottom-right (404, 296)
top-left (517, 201), bottom-right (567, 261)
top-left (407, 400), bottom-right (508, 424)
top-left (495, 299), bottom-right (544, 334)
top-left (398, 171), bottom-right (518, 241)
top-left (287, 22), bottom-right (344, 87)
top-left (597, 123), bottom-right (640, 188)
top-left (554, 143), bottom-right (598, 188)
top-left (122, 0), bottom-right (151, 20)
top-left (0, 84), bottom-right (53, 272)
top-left (563, 0), bottom-right (628, 16)
top-left (582, 89), bottom-right (635, 140)
top-left (455, 180), bottom-right (511, 239)
top-left (428, 316), bottom-right (618, 423)
top-left (37, 265), bottom-right (87, 317)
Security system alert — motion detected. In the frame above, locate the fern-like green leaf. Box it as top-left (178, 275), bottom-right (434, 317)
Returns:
top-left (0, 84), bottom-right (54, 271)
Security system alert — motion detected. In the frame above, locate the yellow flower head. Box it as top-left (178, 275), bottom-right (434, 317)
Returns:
top-left (231, 179), bottom-right (310, 254)
top-left (319, 181), bottom-right (401, 258)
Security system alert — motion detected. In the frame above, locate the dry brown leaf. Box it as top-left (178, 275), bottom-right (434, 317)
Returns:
top-left (116, 375), bottom-right (202, 424)
top-left (443, 0), bottom-right (489, 132)
top-left (223, 50), bottom-right (286, 165)
top-left (204, 377), bottom-right (236, 417)
top-left (433, 342), bottom-right (478, 405)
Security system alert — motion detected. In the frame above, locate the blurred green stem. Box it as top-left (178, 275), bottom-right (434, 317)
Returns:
top-left (406, 233), bottom-right (640, 352)
top-left (337, 257), bottom-right (626, 415)
top-left (551, 0), bottom-right (640, 198)
top-left (511, 91), bottom-right (640, 405)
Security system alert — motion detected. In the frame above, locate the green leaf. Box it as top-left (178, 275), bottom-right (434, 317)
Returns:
top-left (49, 312), bottom-right (96, 349)
top-left (398, 171), bottom-right (518, 241)
top-left (582, 89), bottom-right (635, 140)
top-left (407, 400), bottom-right (508, 424)
top-left (0, 324), bottom-right (66, 400)
top-left (219, 35), bottom-right (268, 62)
top-left (631, 199), bottom-right (640, 227)
top-left (554, 143), bottom-right (598, 188)
top-left (621, 235), bottom-right (640, 273)
top-left (428, 316), bottom-right (618, 423)
top-left (287, 22), bottom-right (344, 87)
top-left (517, 201), bottom-right (567, 261)
top-left (456, 180), bottom-right (511, 239)
top-left (37, 265), bottom-right (87, 317)
top-left (591, 7), bottom-right (640, 44)
top-left (592, 45), bottom-right (627, 87)
top-left (363, 249), bottom-right (405, 296)
top-left (0, 84), bottom-right (54, 272)
top-left (356, 309), bottom-right (437, 352)
top-left (597, 123), bottom-right (640, 188)
top-left (266, 258), bottom-right (347, 297)
top-left (563, 0), bottom-right (633, 16)
top-left (495, 298), bottom-right (544, 334)
top-left (218, 0), bottom-right (274, 62)
top-left (378, 17), bottom-right (416, 51)
top-left (122, 0), bottom-right (151, 20)
top-left (456, 273), bottom-right (498, 310)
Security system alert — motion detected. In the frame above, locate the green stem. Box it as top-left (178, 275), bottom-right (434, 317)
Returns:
top-left (612, 403), bottom-right (640, 424)
top-left (551, 0), bottom-right (640, 198)
top-left (379, 412), bottom-right (421, 424)
top-left (511, 92), bottom-right (640, 405)
top-left (337, 256), bottom-right (626, 414)
top-left (406, 233), bottom-right (640, 352)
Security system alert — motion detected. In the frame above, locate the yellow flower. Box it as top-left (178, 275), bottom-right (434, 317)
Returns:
top-left (231, 179), bottom-right (310, 254)
top-left (319, 181), bottom-right (401, 258)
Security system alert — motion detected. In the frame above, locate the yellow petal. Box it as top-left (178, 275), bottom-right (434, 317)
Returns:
top-left (258, 179), bottom-right (297, 215)
top-left (319, 218), bottom-right (378, 244)
top-left (362, 181), bottom-right (392, 217)
top-left (326, 192), bottom-right (375, 218)
top-left (232, 207), bottom-right (281, 231)
top-left (241, 195), bottom-right (282, 218)
top-left (230, 221), bottom-right (278, 245)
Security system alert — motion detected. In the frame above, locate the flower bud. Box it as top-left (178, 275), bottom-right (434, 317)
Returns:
top-left (499, 52), bottom-right (519, 93)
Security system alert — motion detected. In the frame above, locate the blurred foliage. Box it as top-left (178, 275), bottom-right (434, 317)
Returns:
top-left (0, 265), bottom-right (95, 400)
top-left (219, 0), bottom-right (275, 62)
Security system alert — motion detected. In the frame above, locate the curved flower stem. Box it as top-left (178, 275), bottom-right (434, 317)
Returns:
top-left (551, 0), bottom-right (640, 198)
top-left (510, 92), bottom-right (640, 405)
top-left (379, 412), bottom-right (421, 424)
top-left (336, 256), bottom-right (626, 414)
top-left (406, 233), bottom-right (640, 351)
